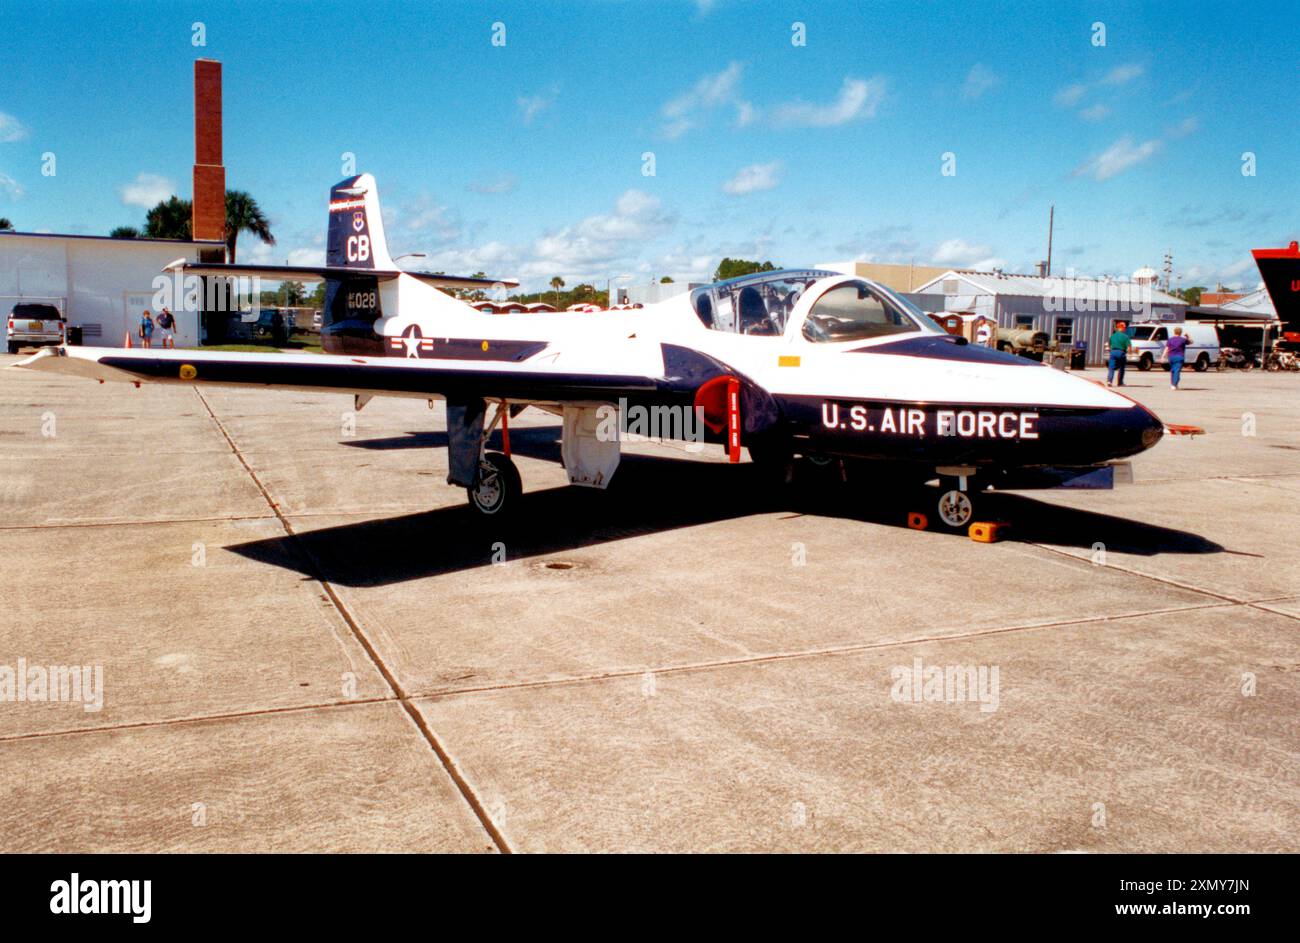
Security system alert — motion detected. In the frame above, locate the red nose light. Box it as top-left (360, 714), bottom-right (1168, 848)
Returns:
top-left (1165, 424), bottom-right (1205, 437)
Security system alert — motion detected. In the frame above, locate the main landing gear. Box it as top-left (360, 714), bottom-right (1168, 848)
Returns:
top-left (464, 401), bottom-right (523, 516)
top-left (468, 450), bottom-right (522, 516)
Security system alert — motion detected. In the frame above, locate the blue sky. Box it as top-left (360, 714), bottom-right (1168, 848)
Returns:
top-left (1, 0), bottom-right (1296, 291)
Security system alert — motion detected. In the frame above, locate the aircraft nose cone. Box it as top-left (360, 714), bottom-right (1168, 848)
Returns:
top-left (1136, 402), bottom-right (1164, 451)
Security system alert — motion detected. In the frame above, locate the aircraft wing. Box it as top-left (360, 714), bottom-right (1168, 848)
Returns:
top-left (12, 345), bottom-right (656, 404)
top-left (163, 259), bottom-right (519, 290)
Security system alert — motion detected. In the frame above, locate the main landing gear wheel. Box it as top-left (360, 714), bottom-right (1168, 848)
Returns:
top-left (467, 451), bottom-right (521, 516)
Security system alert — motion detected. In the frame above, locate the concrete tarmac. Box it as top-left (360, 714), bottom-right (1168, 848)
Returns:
top-left (1, 355), bottom-right (1296, 852)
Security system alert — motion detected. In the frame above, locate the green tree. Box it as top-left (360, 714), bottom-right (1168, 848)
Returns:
top-left (144, 196), bottom-right (193, 239)
top-left (1175, 286), bottom-right (1205, 306)
top-left (0, 217), bottom-right (14, 232)
top-left (713, 258), bottom-right (777, 281)
top-left (659, 275), bottom-right (674, 283)
top-left (549, 276), bottom-right (565, 306)
top-left (279, 280), bottom-right (306, 306)
top-left (224, 190), bottom-right (275, 263)
top-left (109, 226), bottom-right (140, 239)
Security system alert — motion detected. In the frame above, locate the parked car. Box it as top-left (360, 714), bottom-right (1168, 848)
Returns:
top-left (226, 308), bottom-right (295, 343)
top-left (250, 308), bottom-right (294, 341)
top-left (7, 302), bottom-right (64, 354)
top-left (1126, 323), bottom-right (1220, 372)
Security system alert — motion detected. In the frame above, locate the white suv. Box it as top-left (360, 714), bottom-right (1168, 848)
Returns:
top-left (7, 302), bottom-right (65, 354)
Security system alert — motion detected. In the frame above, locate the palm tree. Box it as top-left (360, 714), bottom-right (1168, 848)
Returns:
top-left (144, 197), bottom-right (193, 239)
top-left (0, 217), bottom-right (14, 232)
top-left (224, 190), bottom-right (274, 263)
top-left (550, 276), bottom-right (565, 306)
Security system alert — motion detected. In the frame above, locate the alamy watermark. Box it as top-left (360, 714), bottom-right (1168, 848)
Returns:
top-left (0, 658), bottom-right (103, 712)
top-left (151, 270), bottom-right (263, 315)
top-left (596, 398), bottom-right (706, 452)
top-left (890, 656), bottom-right (1000, 713)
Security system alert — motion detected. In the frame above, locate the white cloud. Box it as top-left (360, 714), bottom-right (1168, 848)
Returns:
top-left (722, 161), bottom-right (782, 195)
top-left (1055, 65), bottom-right (1142, 115)
top-left (394, 193), bottom-right (462, 243)
top-left (118, 172), bottom-right (177, 208)
top-left (960, 64), bottom-right (1000, 101)
top-left (517, 86), bottom-right (559, 125)
top-left (1100, 64), bottom-right (1144, 86)
top-left (0, 170), bottom-right (24, 199)
top-left (420, 189), bottom-right (677, 288)
top-left (0, 112), bottom-right (28, 143)
top-left (932, 238), bottom-right (1004, 271)
top-left (772, 76), bottom-right (886, 127)
top-left (1079, 104), bottom-right (1110, 122)
top-left (1074, 136), bottom-right (1162, 181)
top-left (287, 248), bottom-right (325, 267)
top-left (1167, 116), bottom-right (1198, 139)
top-left (467, 174), bottom-right (517, 195)
top-left (661, 61), bottom-right (752, 137)
top-left (243, 241), bottom-right (325, 269)
top-left (1053, 84), bottom-right (1088, 108)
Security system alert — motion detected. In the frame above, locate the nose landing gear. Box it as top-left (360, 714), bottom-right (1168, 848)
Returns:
top-left (932, 466), bottom-right (982, 532)
top-left (936, 488), bottom-right (975, 529)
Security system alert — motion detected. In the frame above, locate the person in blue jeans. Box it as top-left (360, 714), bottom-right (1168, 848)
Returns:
top-left (1164, 325), bottom-right (1189, 390)
top-left (1106, 321), bottom-right (1130, 386)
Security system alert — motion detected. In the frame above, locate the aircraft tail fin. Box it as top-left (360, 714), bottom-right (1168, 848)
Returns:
top-left (326, 173), bottom-right (394, 271)
top-left (1252, 241), bottom-right (1299, 333)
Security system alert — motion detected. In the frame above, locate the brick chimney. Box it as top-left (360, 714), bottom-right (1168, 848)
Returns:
top-left (192, 59), bottom-right (225, 258)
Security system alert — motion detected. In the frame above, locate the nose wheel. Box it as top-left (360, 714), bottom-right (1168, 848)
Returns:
top-left (936, 488), bottom-right (975, 529)
top-left (467, 451), bottom-right (521, 516)
top-left (930, 469), bottom-right (983, 531)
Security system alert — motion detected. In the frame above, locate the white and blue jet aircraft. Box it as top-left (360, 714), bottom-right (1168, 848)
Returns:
top-left (17, 173), bottom-right (1169, 530)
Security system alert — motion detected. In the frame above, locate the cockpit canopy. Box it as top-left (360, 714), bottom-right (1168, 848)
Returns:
top-left (691, 269), bottom-right (943, 342)
top-left (691, 269), bottom-right (836, 336)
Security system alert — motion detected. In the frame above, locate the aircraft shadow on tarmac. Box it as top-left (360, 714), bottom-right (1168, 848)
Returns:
top-left (227, 430), bottom-right (1226, 587)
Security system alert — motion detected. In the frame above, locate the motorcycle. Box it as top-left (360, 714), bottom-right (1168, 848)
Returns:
top-left (1217, 347), bottom-right (1256, 371)
top-left (1264, 349), bottom-right (1300, 372)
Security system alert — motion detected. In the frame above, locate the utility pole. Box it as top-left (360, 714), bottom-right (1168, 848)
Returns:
top-left (1046, 205), bottom-right (1054, 277)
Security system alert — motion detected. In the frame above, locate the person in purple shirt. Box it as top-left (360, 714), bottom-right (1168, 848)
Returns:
top-left (1164, 326), bottom-right (1190, 389)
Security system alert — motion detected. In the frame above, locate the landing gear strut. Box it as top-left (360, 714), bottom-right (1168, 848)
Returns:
top-left (464, 401), bottom-right (522, 517)
top-left (467, 450), bottom-right (521, 516)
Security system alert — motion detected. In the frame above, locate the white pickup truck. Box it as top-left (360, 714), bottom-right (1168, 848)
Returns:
top-left (7, 302), bottom-right (65, 354)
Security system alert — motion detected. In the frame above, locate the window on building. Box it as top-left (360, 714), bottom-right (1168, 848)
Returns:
top-left (1054, 317), bottom-right (1074, 346)
top-left (1015, 315), bottom-right (1035, 328)
top-left (942, 279), bottom-right (959, 295)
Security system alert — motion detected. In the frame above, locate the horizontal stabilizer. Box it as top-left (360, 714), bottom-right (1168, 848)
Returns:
top-left (162, 259), bottom-right (518, 289)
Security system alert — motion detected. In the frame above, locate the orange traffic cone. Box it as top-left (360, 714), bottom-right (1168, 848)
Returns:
top-left (124, 331), bottom-right (132, 348)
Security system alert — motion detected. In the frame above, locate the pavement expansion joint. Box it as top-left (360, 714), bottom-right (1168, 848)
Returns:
top-left (192, 388), bottom-right (512, 854)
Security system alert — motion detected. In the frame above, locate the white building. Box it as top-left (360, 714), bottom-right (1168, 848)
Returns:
top-left (0, 231), bottom-right (223, 348)
top-left (1221, 288), bottom-right (1275, 316)
top-left (624, 280), bottom-right (697, 307)
top-left (914, 269), bottom-right (1187, 366)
